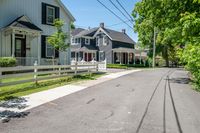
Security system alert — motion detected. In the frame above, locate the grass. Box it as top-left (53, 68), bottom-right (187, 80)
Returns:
top-left (107, 64), bottom-right (150, 69)
top-left (0, 73), bottom-right (105, 101)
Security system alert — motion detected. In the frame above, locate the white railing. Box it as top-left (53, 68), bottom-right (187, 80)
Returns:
top-left (71, 59), bottom-right (107, 72)
top-left (0, 61), bottom-right (103, 87)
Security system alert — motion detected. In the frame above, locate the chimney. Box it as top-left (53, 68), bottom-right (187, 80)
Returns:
top-left (122, 29), bottom-right (126, 34)
top-left (100, 23), bottom-right (104, 28)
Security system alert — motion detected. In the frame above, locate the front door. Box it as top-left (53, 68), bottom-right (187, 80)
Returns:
top-left (15, 38), bottom-right (26, 57)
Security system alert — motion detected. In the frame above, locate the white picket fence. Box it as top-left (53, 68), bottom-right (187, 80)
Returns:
top-left (0, 60), bottom-right (107, 87)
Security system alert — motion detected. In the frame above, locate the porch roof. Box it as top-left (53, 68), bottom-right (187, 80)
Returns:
top-left (6, 15), bottom-right (42, 31)
top-left (112, 47), bottom-right (136, 53)
top-left (71, 45), bottom-right (98, 53)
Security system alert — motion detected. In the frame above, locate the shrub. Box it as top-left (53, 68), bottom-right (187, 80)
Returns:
top-left (0, 57), bottom-right (17, 67)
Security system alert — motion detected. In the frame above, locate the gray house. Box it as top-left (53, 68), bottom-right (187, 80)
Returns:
top-left (71, 23), bottom-right (146, 64)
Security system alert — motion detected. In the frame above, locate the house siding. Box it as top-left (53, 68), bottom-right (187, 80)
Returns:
top-left (96, 33), bottom-right (113, 63)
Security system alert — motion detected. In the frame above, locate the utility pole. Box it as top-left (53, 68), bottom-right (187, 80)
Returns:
top-left (153, 27), bottom-right (157, 68)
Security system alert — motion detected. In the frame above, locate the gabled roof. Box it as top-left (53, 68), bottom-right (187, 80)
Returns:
top-left (72, 28), bottom-right (98, 37)
top-left (103, 28), bottom-right (136, 44)
top-left (6, 15), bottom-right (42, 31)
top-left (71, 26), bottom-right (136, 45)
top-left (56, 0), bottom-right (75, 21)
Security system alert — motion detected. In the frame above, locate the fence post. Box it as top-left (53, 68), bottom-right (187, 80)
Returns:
top-left (96, 62), bottom-right (99, 72)
top-left (59, 66), bottom-right (61, 76)
top-left (0, 70), bottom-right (2, 85)
top-left (34, 61), bottom-right (38, 85)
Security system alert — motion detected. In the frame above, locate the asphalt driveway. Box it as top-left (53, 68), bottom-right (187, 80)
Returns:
top-left (1, 68), bottom-right (200, 133)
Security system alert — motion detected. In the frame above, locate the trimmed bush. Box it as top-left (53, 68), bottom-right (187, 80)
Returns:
top-left (0, 57), bottom-right (17, 67)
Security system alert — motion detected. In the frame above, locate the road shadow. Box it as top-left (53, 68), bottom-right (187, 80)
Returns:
top-left (169, 78), bottom-right (191, 84)
top-left (0, 96), bottom-right (30, 123)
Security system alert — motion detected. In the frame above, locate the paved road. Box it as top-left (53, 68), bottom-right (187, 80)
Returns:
top-left (1, 68), bottom-right (200, 133)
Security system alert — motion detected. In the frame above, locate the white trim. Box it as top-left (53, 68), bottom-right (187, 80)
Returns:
top-left (103, 35), bottom-right (108, 46)
top-left (93, 27), bottom-right (112, 40)
top-left (96, 36), bottom-right (100, 46)
top-left (56, 0), bottom-right (75, 21)
top-left (85, 38), bottom-right (90, 45)
top-left (46, 6), bottom-right (56, 25)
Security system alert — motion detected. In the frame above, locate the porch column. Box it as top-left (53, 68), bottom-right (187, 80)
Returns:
top-left (120, 52), bottom-right (122, 64)
top-left (75, 52), bottom-right (77, 61)
top-left (128, 52), bottom-right (129, 65)
top-left (37, 36), bottom-right (41, 65)
top-left (12, 32), bottom-right (15, 57)
top-left (87, 52), bottom-right (89, 62)
top-left (112, 51), bottom-right (114, 64)
top-left (134, 54), bottom-right (136, 65)
top-left (91, 52), bottom-right (93, 60)
top-left (140, 52), bottom-right (142, 64)
top-left (83, 52), bottom-right (85, 61)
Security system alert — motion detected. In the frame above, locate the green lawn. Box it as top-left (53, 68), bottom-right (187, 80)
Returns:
top-left (107, 64), bottom-right (150, 69)
top-left (0, 73), bottom-right (105, 101)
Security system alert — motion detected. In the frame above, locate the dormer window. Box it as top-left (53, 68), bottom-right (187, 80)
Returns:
top-left (46, 6), bottom-right (55, 24)
top-left (85, 38), bottom-right (90, 45)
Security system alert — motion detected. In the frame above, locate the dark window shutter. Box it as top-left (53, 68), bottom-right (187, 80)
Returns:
top-left (55, 7), bottom-right (60, 19)
top-left (41, 35), bottom-right (46, 58)
top-left (42, 3), bottom-right (46, 24)
top-left (55, 49), bottom-right (59, 58)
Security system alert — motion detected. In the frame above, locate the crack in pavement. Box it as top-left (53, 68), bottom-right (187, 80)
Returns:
top-left (104, 111), bottom-right (114, 120)
top-left (86, 98), bottom-right (95, 104)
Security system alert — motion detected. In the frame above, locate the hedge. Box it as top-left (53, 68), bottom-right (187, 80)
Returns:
top-left (0, 57), bottom-right (17, 67)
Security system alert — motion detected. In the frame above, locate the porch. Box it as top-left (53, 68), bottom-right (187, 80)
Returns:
top-left (71, 46), bottom-right (97, 62)
top-left (2, 15), bottom-right (44, 66)
top-left (112, 47), bottom-right (147, 65)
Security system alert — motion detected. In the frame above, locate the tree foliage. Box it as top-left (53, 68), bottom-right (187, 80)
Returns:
top-left (133, 0), bottom-right (200, 89)
top-left (47, 19), bottom-right (69, 52)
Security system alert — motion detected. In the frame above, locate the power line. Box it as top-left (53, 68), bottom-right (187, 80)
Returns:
top-left (107, 19), bottom-right (132, 27)
top-left (96, 0), bottom-right (133, 30)
top-left (108, 0), bottom-right (132, 24)
top-left (116, 0), bottom-right (134, 22)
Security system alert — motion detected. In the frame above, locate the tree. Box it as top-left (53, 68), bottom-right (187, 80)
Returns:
top-left (133, 0), bottom-right (200, 88)
top-left (47, 19), bottom-right (70, 65)
top-left (47, 19), bottom-right (69, 52)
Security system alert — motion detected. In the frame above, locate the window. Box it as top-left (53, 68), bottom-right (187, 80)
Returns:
top-left (74, 38), bottom-right (81, 44)
top-left (46, 6), bottom-right (55, 24)
top-left (96, 37), bottom-right (100, 46)
top-left (71, 37), bottom-right (75, 45)
top-left (103, 36), bottom-right (108, 46)
top-left (46, 38), bottom-right (55, 57)
top-left (85, 38), bottom-right (90, 45)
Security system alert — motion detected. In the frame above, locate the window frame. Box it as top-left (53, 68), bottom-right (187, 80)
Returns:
top-left (85, 38), bottom-right (90, 45)
top-left (46, 5), bottom-right (55, 25)
top-left (103, 35), bottom-right (108, 46)
top-left (96, 36), bottom-right (100, 46)
top-left (45, 38), bottom-right (55, 58)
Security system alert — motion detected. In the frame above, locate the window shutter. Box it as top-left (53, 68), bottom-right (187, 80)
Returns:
top-left (41, 35), bottom-right (46, 58)
top-left (42, 3), bottom-right (46, 24)
top-left (55, 7), bottom-right (60, 19)
top-left (55, 49), bottom-right (59, 58)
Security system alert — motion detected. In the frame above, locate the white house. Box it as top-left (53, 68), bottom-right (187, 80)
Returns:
top-left (0, 0), bottom-right (75, 66)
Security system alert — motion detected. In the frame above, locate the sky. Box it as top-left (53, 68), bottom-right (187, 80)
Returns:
top-left (62, 0), bottom-right (139, 42)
